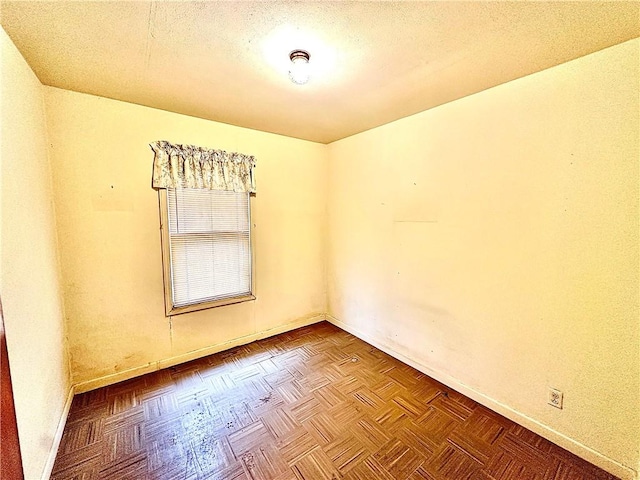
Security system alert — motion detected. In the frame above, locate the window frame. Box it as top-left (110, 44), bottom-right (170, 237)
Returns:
top-left (158, 188), bottom-right (256, 316)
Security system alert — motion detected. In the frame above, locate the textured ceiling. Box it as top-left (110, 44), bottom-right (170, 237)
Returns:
top-left (1, 1), bottom-right (638, 144)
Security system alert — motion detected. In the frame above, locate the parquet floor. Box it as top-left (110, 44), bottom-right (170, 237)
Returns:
top-left (52, 322), bottom-right (618, 480)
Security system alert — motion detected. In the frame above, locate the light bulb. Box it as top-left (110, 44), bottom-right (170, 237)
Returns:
top-left (289, 50), bottom-right (310, 85)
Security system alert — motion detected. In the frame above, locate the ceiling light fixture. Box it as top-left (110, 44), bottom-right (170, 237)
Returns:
top-left (289, 49), bottom-right (310, 85)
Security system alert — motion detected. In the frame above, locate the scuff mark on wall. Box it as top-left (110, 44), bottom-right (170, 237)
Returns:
top-left (169, 315), bottom-right (173, 350)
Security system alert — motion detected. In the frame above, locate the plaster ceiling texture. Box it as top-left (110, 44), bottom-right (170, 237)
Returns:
top-left (1, 1), bottom-right (638, 144)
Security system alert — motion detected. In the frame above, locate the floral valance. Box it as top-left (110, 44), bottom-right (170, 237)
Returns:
top-left (150, 140), bottom-right (256, 193)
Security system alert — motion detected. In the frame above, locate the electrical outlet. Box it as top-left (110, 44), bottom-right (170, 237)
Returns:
top-left (548, 388), bottom-right (563, 409)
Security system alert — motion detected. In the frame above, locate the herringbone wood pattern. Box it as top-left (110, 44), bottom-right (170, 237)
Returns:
top-left (52, 322), bottom-right (618, 480)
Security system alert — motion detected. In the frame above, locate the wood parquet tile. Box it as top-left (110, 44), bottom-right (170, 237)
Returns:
top-left (51, 322), bottom-right (619, 480)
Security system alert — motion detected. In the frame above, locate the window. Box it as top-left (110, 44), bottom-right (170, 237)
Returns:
top-left (159, 187), bottom-right (254, 316)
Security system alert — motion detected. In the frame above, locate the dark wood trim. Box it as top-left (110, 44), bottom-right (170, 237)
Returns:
top-left (1, 297), bottom-right (24, 479)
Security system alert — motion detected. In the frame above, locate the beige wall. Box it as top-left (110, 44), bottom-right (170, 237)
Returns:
top-left (327, 39), bottom-right (639, 478)
top-left (0, 28), bottom-right (71, 479)
top-left (44, 87), bottom-right (328, 388)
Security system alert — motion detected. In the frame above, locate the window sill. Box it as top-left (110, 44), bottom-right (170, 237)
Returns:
top-left (166, 294), bottom-right (256, 317)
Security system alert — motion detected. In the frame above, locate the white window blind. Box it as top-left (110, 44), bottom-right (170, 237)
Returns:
top-left (167, 188), bottom-right (252, 308)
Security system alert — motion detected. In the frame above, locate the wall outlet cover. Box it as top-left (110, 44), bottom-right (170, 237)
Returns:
top-left (548, 387), bottom-right (563, 409)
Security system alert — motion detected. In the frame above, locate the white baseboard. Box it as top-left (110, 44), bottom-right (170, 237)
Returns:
top-left (326, 314), bottom-right (636, 480)
top-left (74, 313), bottom-right (326, 394)
top-left (42, 384), bottom-right (75, 480)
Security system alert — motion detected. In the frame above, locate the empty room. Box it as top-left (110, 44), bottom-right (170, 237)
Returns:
top-left (1, 1), bottom-right (638, 479)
